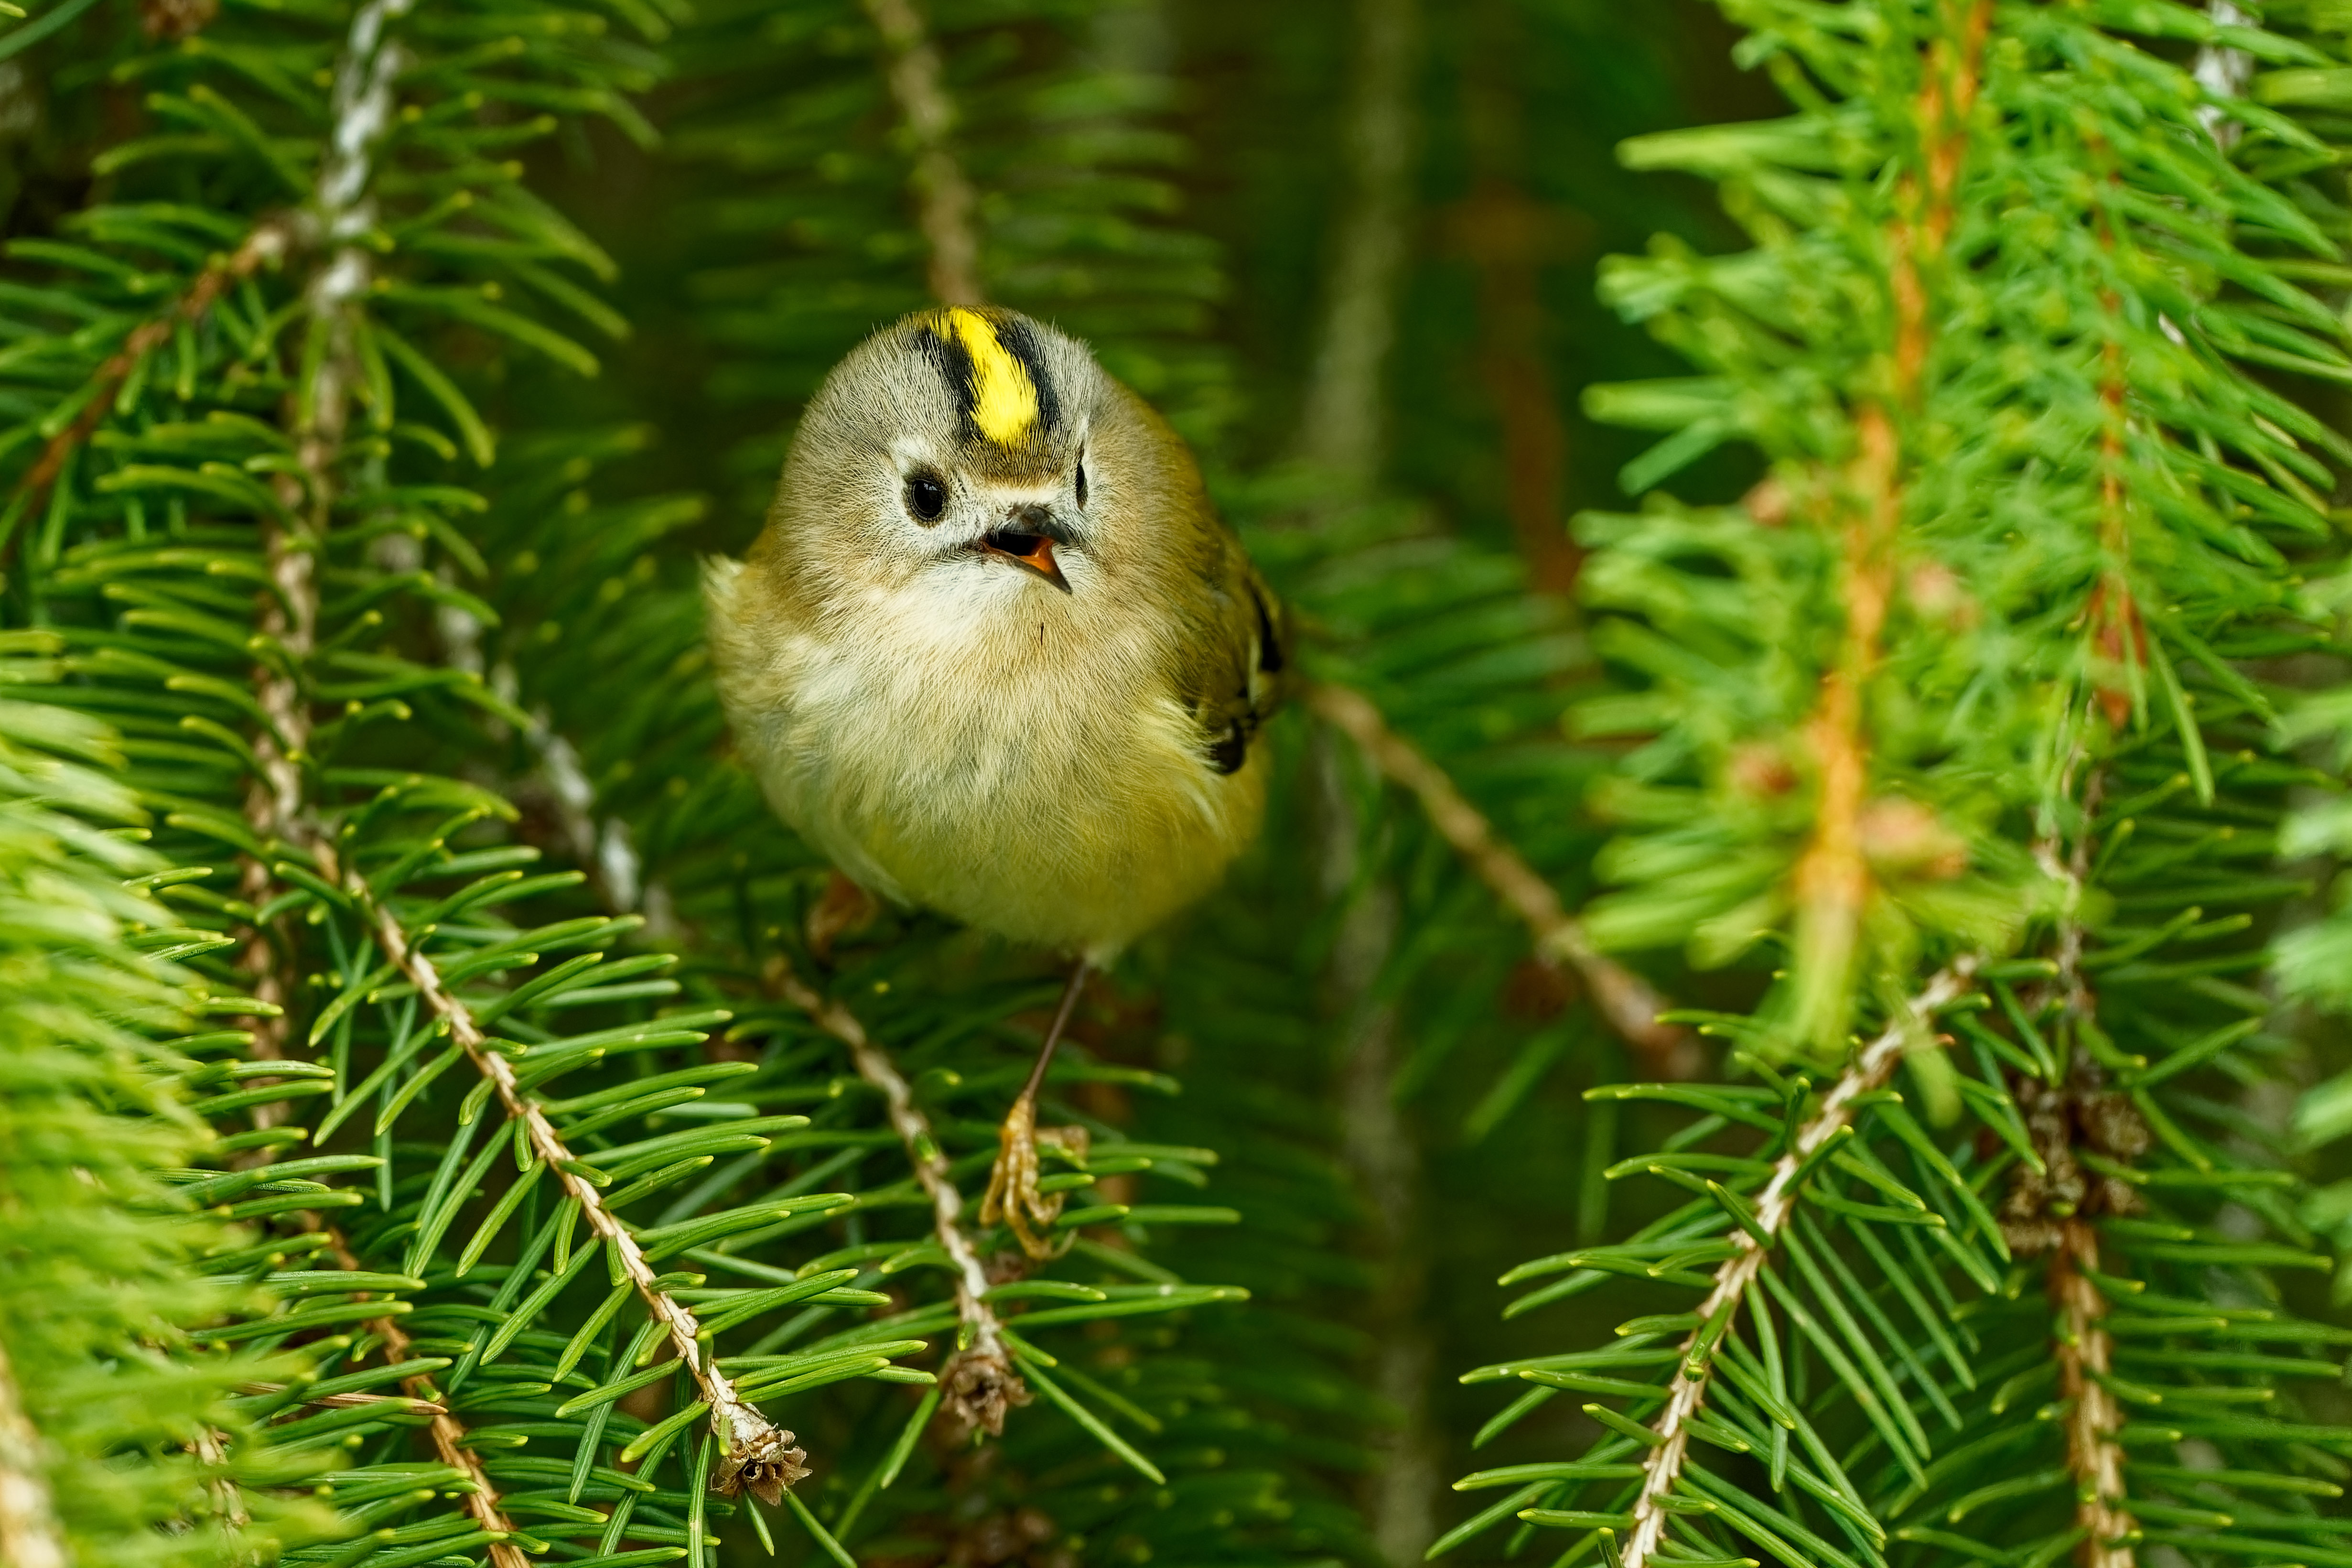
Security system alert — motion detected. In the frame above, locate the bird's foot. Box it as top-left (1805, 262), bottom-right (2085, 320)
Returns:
top-left (980, 1095), bottom-right (1089, 1261)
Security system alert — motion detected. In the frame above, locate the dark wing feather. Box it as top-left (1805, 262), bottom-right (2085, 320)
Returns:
top-left (1180, 537), bottom-right (1290, 777)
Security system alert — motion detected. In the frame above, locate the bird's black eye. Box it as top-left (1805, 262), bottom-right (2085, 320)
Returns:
top-left (1074, 459), bottom-right (1087, 509)
top-left (905, 472), bottom-right (947, 523)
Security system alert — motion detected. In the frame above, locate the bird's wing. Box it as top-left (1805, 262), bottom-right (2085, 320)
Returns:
top-left (1174, 535), bottom-right (1291, 777)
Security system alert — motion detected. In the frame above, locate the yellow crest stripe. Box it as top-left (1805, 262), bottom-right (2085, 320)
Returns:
top-left (942, 308), bottom-right (1040, 446)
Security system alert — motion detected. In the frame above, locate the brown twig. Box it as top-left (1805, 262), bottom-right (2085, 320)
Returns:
top-left (862, 0), bottom-right (982, 307)
top-left (766, 957), bottom-right (1029, 1438)
top-left (2031, 83), bottom-right (2150, 1564)
top-left (1612, 961), bottom-right (1978, 1568)
top-left (1305, 681), bottom-right (1689, 1065)
top-left (194, 21), bottom-right (526, 1540)
top-left (0, 1335), bottom-right (68, 1568)
top-left (231, 503), bottom-right (322, 1077)
top-left (2028, 770), bottom-right (2138, 1567)
top-left (374, 1323), bottom-right (523, 1565)
top-left (213, 0), bottom-right (800, 1517)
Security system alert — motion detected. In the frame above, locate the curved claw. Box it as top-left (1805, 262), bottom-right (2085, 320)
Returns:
top-left (980, 1096), bottom-right (1089, 1261)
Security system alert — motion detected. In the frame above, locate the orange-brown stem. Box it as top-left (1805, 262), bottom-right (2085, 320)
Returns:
top-left (1787, 7), bottom-right (1990, 1044)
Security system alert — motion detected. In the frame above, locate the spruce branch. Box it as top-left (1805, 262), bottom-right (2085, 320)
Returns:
top-left (1614, 960), bottom-right (1979, 1568)
top-left (1515, 2), bottom-right (2352, 1558)
top-left (463, 702), bottom-right (1023, 1442)
top-left (863, 0), bottom-right (982, 307)
top-left (765, 956), bottom-right (1028, 1438)
top-left (2024, 765), bottom-right (2139, 1560)
top-left (1305, 680), bottom-right (1689, 1066)
top-left (0, 1335), bottom-right (68, 1568)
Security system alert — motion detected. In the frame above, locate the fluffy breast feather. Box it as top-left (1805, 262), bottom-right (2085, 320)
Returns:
top-left (704, 549), bottom-right (1270, 962)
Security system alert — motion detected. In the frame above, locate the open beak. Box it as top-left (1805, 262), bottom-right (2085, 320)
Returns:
top-left (979, 522), bottom-right (1073, 594)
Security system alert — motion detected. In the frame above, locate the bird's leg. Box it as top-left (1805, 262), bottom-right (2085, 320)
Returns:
top-left (981, 961), bottom-right (1091, 1260)
top-left (806, 870), bottom-right (879, 964)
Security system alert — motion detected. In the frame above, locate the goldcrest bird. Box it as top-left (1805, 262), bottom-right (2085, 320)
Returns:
top-left (704, 305), bottom-right (1288, 1256)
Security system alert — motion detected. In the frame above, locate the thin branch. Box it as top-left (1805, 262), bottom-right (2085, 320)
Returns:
top-left (1305, 681), bottom-right (1689, 1065)
top-left (1294, 0), bottom-right (1419, 479)
top-left (2052, 1220), bottom-right (2135, 1568)
top-left (766, 956), bottom-right (1028, 1437)
top-left (0, 1335), bottom-right (68, 1568)
top-left (862, 0), bottom-right (982, 307)
top-left (359, 894), bottom-right (810, 1503)
top-left (377, 1324), bottom-right (522, 1563)
top-left (432, 732), bottom-right (1005, 1449)
top-left (2028, 765), bottom-right (2134, 1568)
top-left (1616, 961), bottom-right (1979, 1568)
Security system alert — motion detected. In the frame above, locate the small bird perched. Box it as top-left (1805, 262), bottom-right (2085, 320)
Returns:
top-left (706, 306), bottom-right (1288, 1256)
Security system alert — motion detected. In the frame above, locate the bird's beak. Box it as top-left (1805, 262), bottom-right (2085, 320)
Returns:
top-left (980, 514), bottom-right (1074, 594)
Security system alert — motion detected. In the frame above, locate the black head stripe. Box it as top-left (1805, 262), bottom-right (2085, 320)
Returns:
top-left (991, 314), bottom-right (1061, 435)
top-left (912, 324), bottom-right (979, 427)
